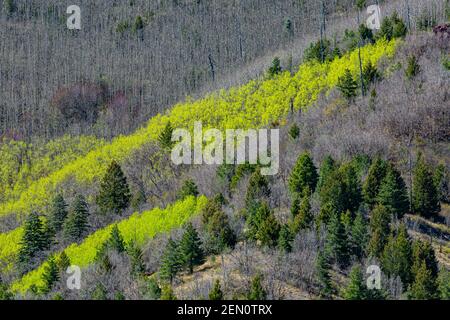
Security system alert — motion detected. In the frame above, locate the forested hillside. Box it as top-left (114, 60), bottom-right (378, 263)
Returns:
top-left (0, 0), bottom-right (449, 301)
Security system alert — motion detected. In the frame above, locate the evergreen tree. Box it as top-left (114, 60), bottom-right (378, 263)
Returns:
top-left (158, 122), bottom-right (175, 150)
top-left (381, 225), bottom-right (413, 286)
top-left (337, 69), bottom-right (358, 101)
top-left (316, 201), bottom-right (337, 228)
top-left (317, 155), bottom-right (336, 193)
top-left (178, 179), bottom-right (199, 200)
top-left (362, 60), bottom-right (380, 88)
top-left (288, 123), bottom-right (300, 140)
top-left (391, 12), bottom-right (408, 38)
top-left (316, 251), bottom-right (333, 298)
top-left (179, 223), bottom-right (205, 274)
top-left (159, 238), bottom-right (181, 283)
top-left (107, 224), bottom-right (126, 253)
top-left (411, 240), bottom-right (439, 280)
top-left (378, 16), bottom-right (394, 40)
top-left (245, 171), bottom-right (270, 210)
top-left (325, 212), bottom-right (350, 269)
top-left (128, 240), bottom-right (146, 277)
top-left (342, 265), bottom-right (367, 300)
top-left (434, 163), bottom-right (449, 203)
top-left (257, 212), bottom-right (280, 248)
top-left (48, 194), bottom-right (68, 233)
top-left (0, 276), bottom-right (12, 300)
top-left (247, 274), bottom-right (266, 300)
top-left (41, 256), bottom-right (60, 294)
top-left (278, 224), bottom-right (293, 253)
top-left (57, 251), bottom-right (71, 273)
top-left (376, 165), bottom-right (409, 218)
top-left (363, 158), bottom-right (388, 208)
top-left (203, 207), bottom-right (236, 254)
top-left (292, 189), bottom-right (313, 232)
top-left (351, 212), bottom-right (368, 260)
top-left (146, 278), bottom-right (162, 300)
top-left (63, 195), bottom-right (89, 242)
top-left (409, 261), bottom-right (439, 300)
top-left (412, 155), bottom-right (440, 218)
top-left (18, 212), bottom-right (49, 271)
top-left (358, 23), bottom-right (374, 43)
top-left (268, 57), bottom-right (282, 76)
top-left (288, 152), bottom-right (318, 195)
top-left (438, 269), bottom-right (450, 300)
top-left (94, 243), bottom-right (113, 273)
top-left (247, 202), bottom-right (270, 241)
top-left (368, 205), bottom-right (391, 258)
top-left (160, 285), bottom-right (177, 300)
top-left (96, 160), bottom-right (131, 215)
top-left (406, 55), bottom-right (420, 80)
top-left (209, 280), bottom-right (224, 300)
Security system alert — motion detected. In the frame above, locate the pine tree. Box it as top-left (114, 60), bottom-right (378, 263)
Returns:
top-left (18, 212), bottom-right (49, 271)
top-left (438, 269), bottom-right (450, 300)
top-left (434, 163), bottom-right (449, 203)
top-left (63, 195), bottom-right (89, 242)
top-left (159, 238), bottom-right (182, 283)
top-left (96, 160), bottom-right (131, 215)
top-left (158, 122), bottom-right (175, 150)
top-left (376, 165), bottom-right (409, 218)
top-left (411, 240), bottom-right (439, 280)
top-left (257, 212), bottom-right (280, 248)
top-left (146, 278), bottom-right (162, 300)
top-left (342, 265), bottom-right (367, 300)
top-left (94, 243), bottom-right (113, 273)
top-left (41, 256), bottom-right (60, 294)
top-left (179, 223), bottom-right (205, 274)
top-left (316, 251), bottom-right (333, 298)
top-left (406, 55), bottom-right (420, 80)
top-left (278, 224), bottom-right (293, 253)
top-left (362, 61), bottom-right (380, 88)
top-left (316, 201), bottom-right (337, 228)
top-left (391, 13), bottom-right (408, 38)
top-left (368, 205), bottom-right (392, 258)
top-left (288, 152), bottom-right (318, 195)
top-left (325, 212), bottom-right (350, 269)
top-left (292, 189), bottom-right (313, 232)
top-left (378, 16), bottom-right (394, 40)
top-left (160, 285), bottom-right (177, 300)
top-left (362, 158), bottom-right (388, 209)
top-left (245, 171), bottom-right (270, 210)
top-left (48, 194), bottom-right (68, 233)
top-left (203, 206), bottom-right (236, 254)
top-left (412, 155), bottom-right (440, 218)
top-left (57, 251), bottom-right (71, 273)
top-left (288, 123), bottom-right (300, 140)
top-left (409, 261), bottom-right (439, 300)
top-left (381, 225), bottom-right (413, 286)
top-left (337, 69), bottom-right (358, 101)
top-left (247, 202), bottom-right (270, 241)
top-left (128, 240), bottom-right (146, 277)
top-left (317, 155), bottom-right (336, 193)
top-left (178, 179), bottom-right (199, 200)
top-left (107, 224), bottom-right (126, 253)
top-left (351, 212), bottom-right (368, 260)
top-left (209, 280), bottom-right (224, 300)
top-left (247, 274), bottom-right (266, 300)
top-left (268, 57), bottom-right (282, 76)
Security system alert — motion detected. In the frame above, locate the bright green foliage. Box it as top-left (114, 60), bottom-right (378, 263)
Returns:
top-left (406, 55), bottom-right (420, 80)
top-left (278, 224), bottom-right (293, 253)
top-left (412, 155), bottom-right (440, 218)
top-left (316, 251), bottom-right (333, 298)
top-left (96, 160), bottom-right (131, 215)
top-left (41, 256), bottom-right (60, 294)
top-left (409, 261), bottom-right (439, 300)
top-left (158, 121), bottom-right (175, 150)
top-left (268, 57), bottom-right (282, 76)
top-left (381, 225), bottom-right (413, 286)
top-left (179, 223), bottom-right (205, 274)
top-left (12, 196), bottom-right (207, 293)
top-left (56, 251), bottom-right (71, 273)
top-left (247, 274), bottom-right (266, 300)
top-left (316, 201), bottom-right (337, 228)
top-left (63, 195), bottom-right (89, 242)
top-left (288, 123), bottom-right (300, 140)
top-left (342, 265), bottom-right (366, 300)
top-left (106, 224), bottom-right (126, 253)
top-left (47, 194), bottom-right (68, 234)
top-left (247, 202), bottom-right (272, 243)
top-left (368, 205), bottom-right (391, 258)
top-left (350, 213), bottom-right (368, 260)
top-left (377, 165), bottom-right (409, 218)
top-left (160, 285), bottom-right (177, 300)
top-left (325, 212), bottom-right (350, 269)
top-left (363, 158), bottom-right (388, 208)
top-left (288, 152), bottom-right (318, 195)
top-left (337, 69), bottom-right (358, 101)
top-left (438, 269), bottom-right (450, 300)
top-left (292, 189), bottom-right (313, 232)
top-left (0, 39), bottom-right (398, 266)
top-left (178, 179), bottom-right (199, 200)
top-left (159, 238), bottom-right (182, 283)
top-left (317, 155), bottom-right (336, 193)
top-left (209, 280), bottom-right (224, 300)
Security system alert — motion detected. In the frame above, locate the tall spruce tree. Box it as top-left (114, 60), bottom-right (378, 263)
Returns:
top-left (179, 223), bottom-right (205, 274)
top-left (41, 256), bottom-right (60, 294)
top-left (317, 155), bottom-right (336, 193)
top-left (245, 171), bottom-right (270, 210)
top-left (96, 160), bottom-right (131, 215)
top-left (377, 165), bottom-right (409, 218)
top-left (247, 274), bottom-right (266, 300)
top-left (412, 155), bottom-right (440, 218)
top-left (178, 179), bottom-right (199, 200)
top-left (368, 205), bottom-right (392, 258)
top-left (316, 251), bottom-right (333, 298)
top-left (292, 189), bottom-right (313, 232)
top-left (48, 194), bottom-right (68, 233)
top-left (288, 152), bottom-right (318, 195)
top-left (57, 251), bottom-right (71, 273)
top-left (278, 224), bottom-right (293, 253)
top-left (342, 265), bottom-right (367, 300)
top-left (337, 69), bottom-right (358, 101)
top-left (158, 122), bottom-right (175, 150)
top-left (257, 212), bottom-right (281, 248)
top-left (325, 212), bottom-right (350, 269)
top-left (351, 212), bottom-right (368, 261)
top-left (412, 240), bottom-right (439, 280)
top-left (63, 195), bottom-right (89, 242)
top-left (128, 240), bottom-right (146, 277)
top-left (363, 158), bottom-right (388, 208)
top-left (409, 261), bottom-right (439, 300)
top-left (107, 224), bottom-right (126, 253)
top-left (18, 212), bottom-right (49, 271)
top-left (159, 238), bottom-right (182, 284)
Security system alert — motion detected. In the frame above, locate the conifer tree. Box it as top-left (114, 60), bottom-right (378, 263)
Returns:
top-left (179, 223), bottom-right (205, 274)
top-left (288, 152), bottom-right (318, 195)
top-left (362, 60), bottom-right (380, 88)
top-left (128, 240), bottom-right (146, 277)
top-left (57, 251), bottom-right (71, 273)
top-left (247, 202), bottom-right (270, 241)
top-left (317, 155), bottom-right (336, 193)
top-left (411, 240), bottom-right (439, 280)
top-left (434, 163), bottom-right (449, 203)
top-left (178, 179), bottom-right (199, 200)
top-left (203, 207), bottom-right (236, 254)
top-left (278, 224), bottom-right (293, 253)
top-left (406, 55), bottom-right (420, 80)
top-left (363, 158), bottom-right (388, 208)
top-left (18, 212), bottom-right (49, 270)
top-left (316, 251), bottom-right (333, 298)
top-left (0, 276), bottom-right (12, 300)
top-left (48, 194), bottom-right (68, 233)
top-left (412, 155), bottom-right (440, 218)
top-left (107, 224), bottom-right (126, 253)
top-left (337, 69), bottom-right (358, 101)
top-left (409, 261), bottom-right (439, 300)
top-left (257, 212), bottom-right (280, 248)
top-left (268, 57), bottom-right (282, 76)
top-left (245, 171), bottom-right (270, 210)
top-left (438, 269), bottom-right (450, 300)
top-left (158, 122), bottom-right (175, 150)
top-left (292, 189), bottom-right (313, 232)
top-left (377, 165), bottom-right (409, 218)
top-left (378, 16), bottom-right (394, 40)
top-left (247, 274), bottom-right (266, 300)
top-left (160, 285), bottom-right (177, 300)
top-left (209, 280), bottom-right (224, 300)
top-left (63, 195), bottom-right (89, 242)
top-left (342, 265), bottom-right (366, 300)
top-left (41, 256), bottom-right (60, 294)
top-left (316, 202), bottom-right (337, 228)
top-left (96, 160), bottom-right (131, 215)
top-left (146, 278), bottom-right (162, 300)
top-left (368, 205), bottom-right (391, 258)
top-left (159, 238), bottom-right (181, 284)
top-left (351, 212), bottom-right (368, 260)
top-left (325, 212), bottom-right (350, 269)
top-left (288, 123), bottom-right (300, 140)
